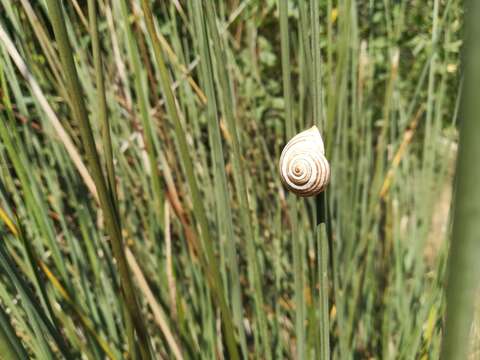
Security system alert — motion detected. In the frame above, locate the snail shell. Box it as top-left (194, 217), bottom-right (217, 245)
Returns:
top-left (279, 126), bottom-right (330, 197)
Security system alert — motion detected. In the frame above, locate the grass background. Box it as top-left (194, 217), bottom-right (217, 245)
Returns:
top-left (0, 0), bottom-right (471, 359)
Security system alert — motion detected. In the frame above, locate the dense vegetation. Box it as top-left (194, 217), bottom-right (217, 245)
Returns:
top-left (0, 0), bottom-right (471, 359)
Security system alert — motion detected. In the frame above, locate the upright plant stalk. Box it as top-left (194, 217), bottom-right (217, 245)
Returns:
top-left (45, 1), bottom-right (151, 358)
top-left (117, 0), bottom-right (165, 228)
top-left (312, 0), bottom-right (335, 357)
top-left (138, 1), bottom-right (239, 359)
top-left (441, 0), bottom-right (480, 358)
top-left (192, 1), bottom-right (247, 356)
top-left (317, 197), bottom-right (330, 360)
top-left (310, 0), bottom-right (323, 131)
top-left (87, 0), bottom-right (115, 199)
top-left (202, 2), bottom-right (271, 358)
top-left (278, 1), bottom-right (304, 358)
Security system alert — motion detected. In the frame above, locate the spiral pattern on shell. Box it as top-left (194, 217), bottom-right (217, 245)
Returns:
top-left (279, 126), bottom-right (330, 197)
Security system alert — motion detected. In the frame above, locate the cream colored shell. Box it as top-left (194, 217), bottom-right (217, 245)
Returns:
top-left (279, 126), bottom-right (330, 197)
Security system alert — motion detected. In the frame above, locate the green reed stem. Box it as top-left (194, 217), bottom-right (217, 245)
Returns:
top-left (45, 1), bottom-right (151, 358)
top-left (317, 216), bottom-right (330, 360)
top-left (441, 0), bottom-right (480, 358)
top-left (278, 1), bottom-right (305, 358)
top-left (202, 2), bottom-right (271, 357)
top-left (192, 1), bottom-right (247, 356)
top-left (87, 0), bottom-right (115, 200)
top-left (138, 1), bottom-right (239, 359)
